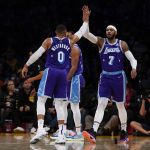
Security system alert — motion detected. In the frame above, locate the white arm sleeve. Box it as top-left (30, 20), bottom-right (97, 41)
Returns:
top-left (83, 23), bottom-right (98, 43)
top-left (74, 22), bottom-right (88, 39)
top-left (84, 32), bottom-right (98, 44)
top-left (125, 50), bottom-right (137, 69)
top-left (26, 46), bottom-right (46, 66)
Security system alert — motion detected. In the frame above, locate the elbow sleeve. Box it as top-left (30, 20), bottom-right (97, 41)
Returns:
top-left (26, 46), bottom-right (46, 66)
top-left (125, 51), bottom-right (137, 69)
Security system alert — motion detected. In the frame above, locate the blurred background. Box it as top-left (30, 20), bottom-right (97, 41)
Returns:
top-left (0, 0), bottom-right (150, 104)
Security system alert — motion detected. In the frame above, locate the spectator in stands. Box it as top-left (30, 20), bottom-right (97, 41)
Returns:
top-left (0, 83), bottom-right (5, 130)
top-left (130, 93), bottom-right (150, 136)
top-left (18, 80), bottom-right (37, 133)
top-left (0, 80), bottom-right (24, 132)
top-left (79, 84), bottom-right (98, 130)
top-left (84, 99), bottom-right (119, 136)
top-left (125, 83), bottom-right (138, 134)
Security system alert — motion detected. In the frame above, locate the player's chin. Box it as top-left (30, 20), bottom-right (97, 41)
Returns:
top-left (107, 35), bottom-right (113, 39)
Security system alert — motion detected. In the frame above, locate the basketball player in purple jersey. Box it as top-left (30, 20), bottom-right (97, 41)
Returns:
top-left (63, 31), bottom-right (85, 140)
top-left (22, 17), bottom-right (89, 144)
top-left (81, 6), bottom-right (137, 143)
top-left (26, 31), bottom-right (84, 141)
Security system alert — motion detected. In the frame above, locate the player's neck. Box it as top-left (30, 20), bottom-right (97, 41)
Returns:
top-left (107, 38), bottom-right (116, 44)
top-left (57, 33), bottom-right (66, 39)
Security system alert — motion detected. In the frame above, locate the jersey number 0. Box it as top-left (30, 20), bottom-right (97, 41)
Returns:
top-left (58, 51), bottom-right (65, 64)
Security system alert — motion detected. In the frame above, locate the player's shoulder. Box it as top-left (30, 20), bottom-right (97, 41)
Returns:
top-left (42, 37), bottom-right (52, 49)
top-left (97, 37), bottom-right (105, 47)
top-left (119, 40), bottom-right (129, 52)
top-left (120, 40), bottom-right (128, 47)
top-left (97, 36), bottom-right (103, 42)
top-left (43, 37), bottom-right (51, 43)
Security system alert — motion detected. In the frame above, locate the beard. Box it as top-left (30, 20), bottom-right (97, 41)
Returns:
top-left (107, 34), bottom-right (115, 40)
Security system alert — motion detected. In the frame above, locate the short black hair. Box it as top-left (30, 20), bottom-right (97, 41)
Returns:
top-left (55, 24), bottom-right (67, 33)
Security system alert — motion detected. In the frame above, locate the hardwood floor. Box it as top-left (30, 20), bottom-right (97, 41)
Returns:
top-left (0, 133), bottom-right (150, 150)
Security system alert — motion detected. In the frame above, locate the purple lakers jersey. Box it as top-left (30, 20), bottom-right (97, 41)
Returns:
top-left (67, 44), bottom-right (83, 75)
top-left (100, 38), bottom-right (124, 72)
top-left (45, 37), bottom-right (71, 69)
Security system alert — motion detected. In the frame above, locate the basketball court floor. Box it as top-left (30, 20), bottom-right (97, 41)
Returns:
top-left (0, 133), bottom-right (150, 150)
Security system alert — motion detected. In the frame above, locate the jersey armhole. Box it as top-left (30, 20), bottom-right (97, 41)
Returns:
top-left (119, 40), bottom-right (124, 53)
top-left (99, 38), bottom-right (106, 53)
top-left (50, 38), bottom-right (53, 44)
top-left (68, 38), bottom-right (71, 45)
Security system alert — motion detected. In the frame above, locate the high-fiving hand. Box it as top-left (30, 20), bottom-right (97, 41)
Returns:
top-left (82, 5), bottom-right (91, 22)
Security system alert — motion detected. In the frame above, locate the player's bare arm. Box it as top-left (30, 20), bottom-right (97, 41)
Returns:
top-left (67, 46), bottom-right (80, 81)
top-left (121, 40), bottom-right (129, 53)
top-left (26, 71), bottom-right (43, 83)
top-left (82, 5), bottom-right (104, 48)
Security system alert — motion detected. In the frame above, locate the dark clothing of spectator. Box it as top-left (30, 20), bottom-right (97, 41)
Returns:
top-left (0, 90), bottom-right (20, 128)
top-left (18, 88), bottom-right (36, 124)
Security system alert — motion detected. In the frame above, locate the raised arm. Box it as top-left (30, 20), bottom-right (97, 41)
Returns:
top-left (82, 5), bottom-right (104, 48)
